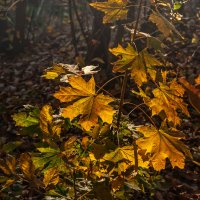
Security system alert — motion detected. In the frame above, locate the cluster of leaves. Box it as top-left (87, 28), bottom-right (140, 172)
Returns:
top-left (1, 0), bottom-right (199, 199)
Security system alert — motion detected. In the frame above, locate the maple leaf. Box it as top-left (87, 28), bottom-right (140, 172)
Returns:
top-left (179, 77), bottom-right (200, 114)
top-left (110, 44), bottom-right (162, 86)
top-left (103, 146), bottom-right (148, 168)
top-left (90, 0), bottom-right (128, 24)
top-left (147, 80), bottom-right (189, 125)
top-left (32, 147), bottom-right (67, 172)
top-left (40, 105), bottom-right (62, 137)
top-left (136, 125), bottom-right (192, 171)
top-left (54, 76), bottom-right (115, 131)
top-left (149, 11), bottom-right (183, 39)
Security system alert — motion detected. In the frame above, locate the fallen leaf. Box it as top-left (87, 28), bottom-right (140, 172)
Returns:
top-left (20, 153), bottom-right (36, 180)
top-left (43, 63), bottom-right (99, 82)
top-left (43, 168), bottom-right (59, 188)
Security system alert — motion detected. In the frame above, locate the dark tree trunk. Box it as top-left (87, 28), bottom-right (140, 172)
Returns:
top-left (0, 18), bottom-right (9, 52)
top-left (0, 0), bottom-right (10, 52)
top-left (13, 0), bottom-right (27, 52)
top-left (86, 0), bottom-right (111, 75)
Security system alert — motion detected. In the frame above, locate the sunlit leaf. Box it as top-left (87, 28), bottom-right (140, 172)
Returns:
top-left (103, 146), bottom-right (148, 168)
top-left (90, 0), bottom-right (128, 24)
top-left (40, 105), bottom-right (62, 137)
top-left (12, 112), bottom-right (39, 127)
top-left (149, 11), bottom-right (183, 39)
top-left (179, 77), bottom-right (200, 114)
top-left (81, 136), bottom-right (89, 150)
top-left (173, 1), bottom-right (182, 10)
top-left (136, 125), bottom-right (192, 171)
top-left (54, 76), bottom-right (115, 131)
top-left (43, 168), bottom-right (59, 188)
top-left (32, 147), bottom-right (67, 172)
top-left (20, 153), bottom-right (36, 180)
top-left (43, 63), bottom-right (99, 82)
top-left (147, 79), bottom-right (189, 125)
top-left (110, 44), bottom-right (162, 86)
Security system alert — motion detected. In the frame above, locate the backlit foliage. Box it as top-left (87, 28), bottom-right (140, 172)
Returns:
top-left (1, 0), bottom-right (197, 199)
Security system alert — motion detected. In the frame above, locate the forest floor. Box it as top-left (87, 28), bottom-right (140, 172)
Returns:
top-left (0, 21), bottom-right (200, 199)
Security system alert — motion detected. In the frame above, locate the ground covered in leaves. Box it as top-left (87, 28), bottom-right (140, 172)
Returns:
top-left (0, 20), bottom-right (200, 199)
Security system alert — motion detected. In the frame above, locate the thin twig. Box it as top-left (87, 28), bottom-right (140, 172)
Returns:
top-left (96, 75), bottom-right (124, 93)
top-left (6, 0), bottom-right (22, 11)
top-left (125, 102), bottom-right (157, 128)
top-left (116, 70), bottom-right (129, 129)
top-left (133, 139), bottom-right (138, 172)
top-left (116, 0), bottom-right (143, 130)
top-left (73, 0), bottom-right (89, 47)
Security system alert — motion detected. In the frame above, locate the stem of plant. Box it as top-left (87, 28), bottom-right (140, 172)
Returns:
top-left (116, 70), bottom-right (129, 129)
top-left (133, 139), bottom-right (138, 172)
top-left (116, 0), bottom-right (143, 130)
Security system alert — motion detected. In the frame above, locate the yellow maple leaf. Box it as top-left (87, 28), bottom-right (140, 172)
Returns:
top-left (179, 77), bottom-right (200, 114)
top-left (54, 76), bottom-right (115, 131)
top-left (40, 105), bottom-right (62, 137)
top-left (136, 125), bottom-right (192, 171)
top-left (147, 80), bottom-right (189, 125)
top-left (110, 44), bottom-right (162, 86)
top-left (103, 146), bottom-right (148, 168)
top-left (90, 0), bottom-right (128, 24)
top-left (149, 11), bottom-right (183, 39)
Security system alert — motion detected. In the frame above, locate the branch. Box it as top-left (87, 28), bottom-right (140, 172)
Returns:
top-left (72, 0), bottom-right (89, 47)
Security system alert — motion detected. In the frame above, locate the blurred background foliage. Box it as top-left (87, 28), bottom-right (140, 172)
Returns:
top-left (0, 0), bottom-right (92, 53)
